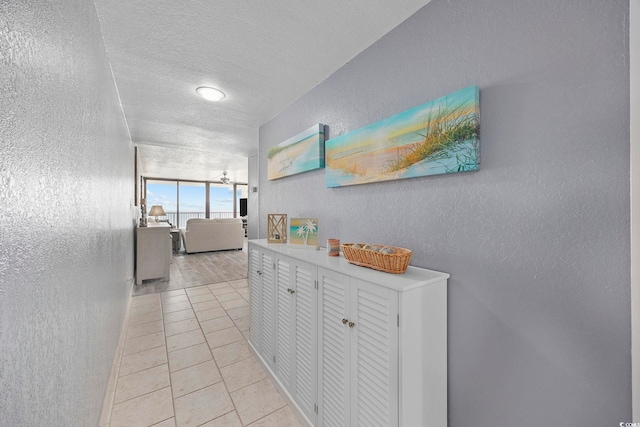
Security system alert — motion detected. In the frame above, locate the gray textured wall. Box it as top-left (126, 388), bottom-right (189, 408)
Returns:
top-left (258, 0), bottom-right (631, 425)
top-left (633, 0), bottom-right (640, 419)
top-left (0, 1), bottom-right (134, 425)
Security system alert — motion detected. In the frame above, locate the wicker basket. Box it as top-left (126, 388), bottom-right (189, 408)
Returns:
top-left (341, 243), bottom-right (412, 274)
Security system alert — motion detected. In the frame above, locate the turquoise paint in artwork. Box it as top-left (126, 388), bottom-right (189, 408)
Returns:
top-left (268, 124), bottom-right (325, 180)
top-left (325, 86), bottom-right (480, 188)
top-left (289, 218), bottom-right (318, 246)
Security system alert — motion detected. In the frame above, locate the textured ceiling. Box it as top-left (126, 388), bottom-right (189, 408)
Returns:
top-left (95, 0), bottom-right (431, 183)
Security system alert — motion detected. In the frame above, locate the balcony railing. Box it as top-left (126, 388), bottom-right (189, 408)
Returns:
top-left (164, 211), bottom-right (234, 228)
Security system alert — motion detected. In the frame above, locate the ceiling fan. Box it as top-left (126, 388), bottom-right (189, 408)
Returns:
top-left (220, 171), bottom-right (231, 184)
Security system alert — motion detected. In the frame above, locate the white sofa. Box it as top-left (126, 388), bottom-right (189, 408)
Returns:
top-left (180, 218), bottom-right (244, 253)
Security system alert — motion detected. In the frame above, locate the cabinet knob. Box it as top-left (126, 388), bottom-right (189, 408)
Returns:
top-left (342, 318), bottom-right (348, 325)
top-left (348, 321), bottom-right (355, 328)
top-left (257, 270), bottom-right (262, 275)
top-left (287, 288), bottom-right (295, 294)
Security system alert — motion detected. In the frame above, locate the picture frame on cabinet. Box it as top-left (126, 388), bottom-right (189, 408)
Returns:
top-left (289, 217), bottom-right (319, 249)
top-left (267, 214), bottom-right (287, 243)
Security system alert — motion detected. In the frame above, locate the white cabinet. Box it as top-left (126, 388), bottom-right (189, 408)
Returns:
top-left (248, 246), bottom-right (262, 352)
top-left (136, 224), bottom-right (171, 285)
top-left (248, 245), bottom-right (275, 366)
top-left (317, 268), bottom-right (398, 427)
top-left (316, 268), bottom-right (350, 426)
top-left (349, 277), bottom-right (399, 427)
top-left (275, 255), bottom-right (317, 424)
top-left (248, 240), bottom-right (448, 427)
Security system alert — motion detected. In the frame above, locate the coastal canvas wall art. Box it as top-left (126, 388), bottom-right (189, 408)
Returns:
top-left (289, 218), bottom-right (318, 247)
top-left (268, 124), bottom-right (325, 180)
top-left (325, 86), bottom-right (480, 187)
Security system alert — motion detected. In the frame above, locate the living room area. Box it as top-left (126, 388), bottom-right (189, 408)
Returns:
top-left (134, 177), bottom-right (250, 296)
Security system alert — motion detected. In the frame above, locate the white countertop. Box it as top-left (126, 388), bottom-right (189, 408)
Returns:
top-left (249, 239), bottom-right (449, 292)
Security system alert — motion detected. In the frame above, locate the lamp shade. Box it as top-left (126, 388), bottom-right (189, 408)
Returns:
top-left (148, 205), bottom-right (166, 217)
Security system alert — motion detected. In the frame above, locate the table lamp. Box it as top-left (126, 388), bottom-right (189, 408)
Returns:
top-left (148, 205), bottom-right (166, 223)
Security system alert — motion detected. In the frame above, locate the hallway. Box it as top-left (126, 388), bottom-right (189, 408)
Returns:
top-left (101, 279), bottom-right (302, 426)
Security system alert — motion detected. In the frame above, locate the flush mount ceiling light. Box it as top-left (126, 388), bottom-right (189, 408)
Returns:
top-left (196, 86), bottom-right (226, 101)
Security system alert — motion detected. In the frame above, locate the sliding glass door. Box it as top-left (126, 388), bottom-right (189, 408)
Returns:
top-left (209, 184), bottom-right (234, 218)
top-left (179, 182), bottom-right (206, 226)
top-left (145, 178), bottom-right (247, 228)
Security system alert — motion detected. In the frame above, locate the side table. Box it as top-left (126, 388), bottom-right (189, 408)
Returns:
top-left (170, 229), bottom-right (181, 253)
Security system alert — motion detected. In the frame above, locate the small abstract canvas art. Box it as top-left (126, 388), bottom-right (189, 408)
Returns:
top-left (325, 86), bottom-right (480, 187)
top-left (289, 218), bottom-right (318, 247)
top-left (268, 124), bottom-right (325, 180)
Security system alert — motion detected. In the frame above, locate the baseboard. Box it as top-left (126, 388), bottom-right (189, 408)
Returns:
top-left (248, 340), bottom-right (314, 427)
top-left (98, 281), bottom-right (134, 426)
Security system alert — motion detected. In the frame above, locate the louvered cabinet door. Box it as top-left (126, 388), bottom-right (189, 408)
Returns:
top-left (350, 278), bottom-right (399, 427)
top-left (248, 246), bottom-right (263, 352)
top-left (292, 259), bottom-right (317, 424)
top-left (275, 255), bottom-right (295, 394)
top-left (317, 268), bottom-right (351, 427)
top-left (260, 251), bottom-right (276, 368)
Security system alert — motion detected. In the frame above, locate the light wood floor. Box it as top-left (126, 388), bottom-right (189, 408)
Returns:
top-left (134, 240), bottom-right (248, 296)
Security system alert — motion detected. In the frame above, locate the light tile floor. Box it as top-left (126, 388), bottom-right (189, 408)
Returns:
top-left (105, 279), bottom-right (303, 427)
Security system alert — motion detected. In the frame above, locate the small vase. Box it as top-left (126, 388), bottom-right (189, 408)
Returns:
top-left (327, 239), bottom-right (340, 256)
